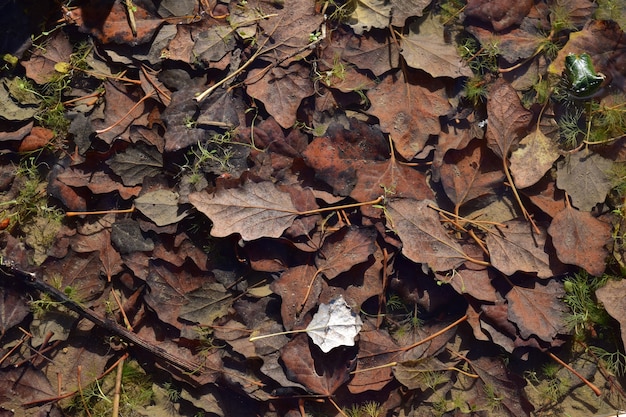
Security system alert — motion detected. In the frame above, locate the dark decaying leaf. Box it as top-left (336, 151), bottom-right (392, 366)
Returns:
top-left (92, 81), bottom-right (150, 143)
top-left (41, 251), bottom-right (106, 304)
top-left (106, 143), bottom-right (163, 186)
top-left (178, 282), bottom-right (231, 325)
top-left (392, 357), bottom-right (451, 390)
top-left (506, 279), bottom-right (569, 343)
top-left (280, 334), bottom-right (357, 396)
top-left (0, 286), bottom-right (30, 337)
top-left (548, 205), bottom-right (610, 276)
top-left (111, 218), bottom-right (155, 253)
top-left (189, 181), bottom-right (299, 241)
top-left (0, 366), bottom-right (56, 403)
top-left (144, 260), bottom-right (206, 328)
top-left (386, 199), bottom-right (467, 272)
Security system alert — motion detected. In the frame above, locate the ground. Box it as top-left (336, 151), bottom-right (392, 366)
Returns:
top-left (1, 0), bottom-right (626, 416)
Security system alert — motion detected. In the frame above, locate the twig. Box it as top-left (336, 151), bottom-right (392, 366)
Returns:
top-left (112, 356), bottom-right (124, 417)
top-left (548, 351), bottom-right (602, 396)
top-left (0, 264), bottom-right (200, 373)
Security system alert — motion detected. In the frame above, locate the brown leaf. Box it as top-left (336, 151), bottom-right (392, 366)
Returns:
top-left (390, 0), bottom-right (432, 26)
top-left (327, 28), bottom-right (400, 77)
top-left (56, 168), bottom-right (141, 200)
top-left (386, 199), bottom-right (467, 272)
top-left (0, 286), bottom-right (30, 337)
top-left (510, 129), bottom-right (560, 189)
top-left (393, 357), bottom-right (451, 390)
top-left (438, 139), bottom-right (505, 212)
top-left (189, 181), bottom-right (299, 241)
top-left (21, 31), bottom-right (72, 84)
top-left (271, 264), bottom-right (322, 330)
top-left (106, 143), bottom-right (163, 186)
top-left (400, 17), bottom-right (473, 78)
top-left (302, 119), bottom-right (388, 196)
top-left (523, 177), bottom-right (567, 218)
top-left (470, 356), bottom-right (529, 417)
top-left (368, 70), bottom-right (450, 160)
top-left (92, 80), bottom-right (149, 144)
top-left (41, 251), bottom-right (106, 304)
top-left (144, 260), bottom-right (206, 328)
top-left (280, 334), bottom-right (356, 396)
top-left (596, 280), bottom-right (626, 353)
top-left (246, 63), bottom-right (314, 129)
top-left (465, 0), bottom-right (533, 31)
top-left (348, 321), bottom-right (399, 393)
top-left (178, 282), bottom-right (231, 325)
top-left (548, 205), bottom-right (610, 276)
top-left (71, 228), bottom-right (123, 281)
top-left (506, 279), bottom-right (569, 343)
top-left (555, 149), bottom-right (613, 212)
top-left (67, 0), bottom-right (164, 45)
top-left (350, 148), bottom-right (433, 204)
top-left (0, 367), bottom-right (56, 404)
top-left (316, 227), bottom-right (377, 280)
top-left (486, 220), bottom-right (555, 278)
top-left (485, 79), bottom-right (532, 160)
top-left (18, 126), bottom-right (55, 152)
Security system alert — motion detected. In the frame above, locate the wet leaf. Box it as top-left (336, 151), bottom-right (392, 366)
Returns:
top-left (393, 357), bottom-right (451, 390)
top-left (368, 70), bottom-right (450, 160)
top-left (0, 286), bottom-right (29, 337)
top-left (510, 129), bottom-right (560, 189)
top-left (348, 0), bottom-right (393, 35)
top-left (145, 260), bottom-right (206, 328)
top-left (486, 221), bottom-right (555, 278)
top-left (107, 143), bottom-right (163, 186)
top-left (316, 227), bottom-right (377, 280)
top-left (135, 189), bottom-right (189, 226)
top-left (596, 280), bottom-right (626, 352)
top-left (465, 0), bottom-right (533, 31)
top-left (506, 279), bottom-right (569, 343)
top-left (111, 218), bottom-right (155, 253)
top-left (179, 282), bottom-right (231, 325)
top-left (386, 199), bottom-right (467, 272)
top-left (280, 334), bottom-right (356, 395)
top-left (400, 17), bottom-right (473, 78)
top-left (189, 181), bottom-right (299, 241)
top-left (556, 150), bottom-right (613, 212)
top-left (485, 79), bottom-right (532, 160)
top-left (439, 140), bottom-right (505, 212)
top-left (0, 366), bottom-right (55, 403)
top-left (470, 356), bottom-right (529, 417)
top-left (548, 205), bottom-right (610, 276)
top-left (246, 62), bottom-right (314, 129)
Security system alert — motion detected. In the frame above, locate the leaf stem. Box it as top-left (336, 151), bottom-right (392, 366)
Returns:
top-left (297, 196), bottom-right (383, 216)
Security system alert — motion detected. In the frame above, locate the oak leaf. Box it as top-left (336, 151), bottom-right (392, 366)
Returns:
top-left (189, 181), bottom-right (299, 241)
top-left (548, 205), bottom-right (610, 276)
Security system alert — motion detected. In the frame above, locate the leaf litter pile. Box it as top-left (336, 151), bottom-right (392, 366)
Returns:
top-left (1, 0), bottom-right (626, 416)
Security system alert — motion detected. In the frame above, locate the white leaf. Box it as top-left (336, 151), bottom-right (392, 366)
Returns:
top-left (306, 295), bottom-right (363, 353)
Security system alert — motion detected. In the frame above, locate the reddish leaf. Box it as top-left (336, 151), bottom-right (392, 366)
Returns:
top-left (316, 227), bottom-right (377, 280)
top-left (55, 167), bottom-right (141, 200)
top-left (506, 279), bottom-right (569, 343)
top-left (595, 280), bottom-right (626, 352)
top-left (71, 228), bottom-right (123, 281)
top-left (19, 126), bottom-right (55, 152)
top-left (485, 79), bottom-right (532, 160)
top-left (348, 321), bottom-right (399, 394)
top-left (386, 199), bottom-right (467, 272)
top-left (21, 31), bottom-right (72, 84)
top-left (465, 0), bottom-right (533, 31)
top-left (368, 70), bottom-right (450, 160)
top-left (41, 251), bottom-right (106, 304)
top-left (67, 0), bottom-right (164, 45)
top-left (486, 220), bottom-right (555, 278)
top-left (438, 139), bottom-right (505, 212)
top-left (303, 119), bottom-right (388, 196)
top-left (280, 334), bottom-right (356, 396)
top-left (246, 62), bottom-right (314, 129)
top-left (0, 367), bottom-right (56, 404)
top-left (272, 264), bottom-right (323, 330)
top-left (548, 205), bottom-right (610, 276)
top-left (189, 181), bottom-right (300, 241)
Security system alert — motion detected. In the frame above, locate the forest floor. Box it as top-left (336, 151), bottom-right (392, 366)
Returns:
top-left (1, 0), bottom-right (626, 416)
